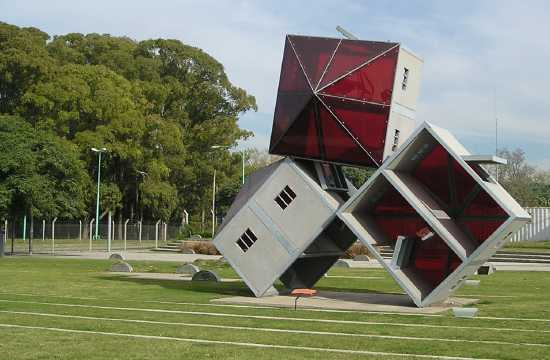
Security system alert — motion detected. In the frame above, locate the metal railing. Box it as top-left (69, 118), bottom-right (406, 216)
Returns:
top-left (509, 207), bottom-right (550, 243)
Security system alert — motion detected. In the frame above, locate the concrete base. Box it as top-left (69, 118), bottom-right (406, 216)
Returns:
top-left (212, 291), bottom-right (478, 314)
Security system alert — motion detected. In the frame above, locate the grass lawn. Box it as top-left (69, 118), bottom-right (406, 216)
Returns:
top-left (0, 257), bottom-right (549, 359)
top-left (505, 240), bottom-right (550, 253)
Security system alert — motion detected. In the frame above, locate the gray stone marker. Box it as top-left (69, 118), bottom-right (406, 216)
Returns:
top-left (353, 254), bottom-right (370, 261)
top-left (192, 270), bottom-right (220, 282)
top-left (180, 247), bottom-right (195, 254)
top-left (476, 264), bottom-right (495, 275)
top-left (464, 279), bottom-right (480, 286)
top-left (109, 253), bottom-right (125, 261)
top-left (452, 307), bottom-right (478, 318)
top-left (333, 259), bottom-right (351, 268)
top-left (110, 261), bottom-right (133, 272)
top-left (176, 263), bottom-right (200, 276)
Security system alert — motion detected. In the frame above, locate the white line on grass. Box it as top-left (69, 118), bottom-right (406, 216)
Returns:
top-left (325, 275), bottom-right (384, 279)
top-left (2, 309), bottom-right (548, 348)
top-left (0, 323), bottom-right (500, 360)
top-left (0, 299), bottom-right (548, 334)
top-left (0, 291), bottom-right (444, 317)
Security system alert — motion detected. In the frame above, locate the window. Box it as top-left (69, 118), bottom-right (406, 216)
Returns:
top-left (402, 67), bottom-right (409, 91)
top-left (391, 129), bottom-right (400, 151)
top-left (274, 185), bottom-right (296, 210)
top-left (315, 162), bottom-right (348, 191)
top-left (236, 228), bottom-right (258, 253)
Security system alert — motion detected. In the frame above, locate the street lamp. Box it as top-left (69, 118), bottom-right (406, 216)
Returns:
top-left (91, 147), bottom-right (107, 240)
top-left (211, 145), bottom-right (246, 184)
top-left (209, 145), bottom-right (247, 237)
top-left (136, 170), bottom-right (148, 223)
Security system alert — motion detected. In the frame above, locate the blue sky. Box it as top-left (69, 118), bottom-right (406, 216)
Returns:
top-left (1, 0), bottom-right (549, 168)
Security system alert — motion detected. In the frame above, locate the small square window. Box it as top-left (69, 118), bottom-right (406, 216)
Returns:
top-left (402, 68), bottom-right (409, 91)
top-left (391, 129), bottom-right (401, 151)
top-left (274, 185), bottom-right (296, 210)
top-left (236, 228), bottom-right (257, 253)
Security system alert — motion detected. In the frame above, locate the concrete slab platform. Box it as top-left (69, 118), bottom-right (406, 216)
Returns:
top-left (212, 291), bottom-right (478, 314)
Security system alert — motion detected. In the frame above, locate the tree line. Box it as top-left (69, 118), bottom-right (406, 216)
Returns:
top-left (1, 22), bottom-right (548, 243)
top-left (0, 21), bottom-right (259, 238)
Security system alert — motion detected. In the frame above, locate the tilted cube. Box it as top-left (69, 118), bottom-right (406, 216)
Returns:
top-left (214, 158), bottom-right (356, 297)
top-left (269, 34), bottom-right (423, 167)
top-left (338, 122), bottom-right (530, 307)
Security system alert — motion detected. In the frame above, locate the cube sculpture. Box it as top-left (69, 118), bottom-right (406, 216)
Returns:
top-left (338, 122), bottom-right (531, 307)
top-left (213, 158), bottom-right (356, 297)
top-left (269, 34), bottom-right (423, 167)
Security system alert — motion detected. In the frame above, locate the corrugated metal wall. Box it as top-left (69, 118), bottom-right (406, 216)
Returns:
top-left (509, 207), bottom-right (550, 242)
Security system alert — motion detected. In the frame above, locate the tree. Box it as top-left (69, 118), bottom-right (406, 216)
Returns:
top-left (1, 22), bottom-right (258, 227)
top-left (0, 115), bottom-right (90, 251)
top-left (497, 148), bottom-right (538, 206)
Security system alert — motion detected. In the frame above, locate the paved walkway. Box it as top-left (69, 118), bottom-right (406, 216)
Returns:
top-left (33, 250), bottom-right (221, 263)
top-left (24, 251), bottom-right (550, 272)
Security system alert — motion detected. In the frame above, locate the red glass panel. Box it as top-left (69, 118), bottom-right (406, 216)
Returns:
top-left (270, 100), bottom-right (320, 158)
top-left (317, 103), bottom-right (373, 166)
top-left (413, 144), bottom-right (452, 207)
top-left (373, 185), bottom-right (417, 216)
top-left (320, 47), bottom-right (399, 105)
top-left (288, 35), bottom-right (340, 89)
top-left (321, 95), bottom-right (388, 164)
top-left (460, 220), bottom-right (505, 245)
top-left (411, 236), bottom-right (461, 288)
top-left (451, 159), bottom-right (477, 205)
top-left (318, 40), bottom-right (397, 90)
top-left (463, 190), bottom-right (507, 217)
top-left (269, 38), bottom-right (313, 150)
top-left (370, 185), bottom-right (424, 243)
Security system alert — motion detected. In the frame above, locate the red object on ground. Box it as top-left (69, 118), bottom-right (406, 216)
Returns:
top-left (291, 288), bottom-right (318, 297)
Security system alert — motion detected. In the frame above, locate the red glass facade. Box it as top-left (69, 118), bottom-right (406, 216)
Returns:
top-left (269, 35), bottom-right (400, 166)
top-left (409, 143), bottom-right (508, 244)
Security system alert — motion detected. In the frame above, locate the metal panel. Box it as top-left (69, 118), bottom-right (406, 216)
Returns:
top-left (391, 47), bottom-right (423, 113)
top-left (214, 206), bottom-right (291, 297)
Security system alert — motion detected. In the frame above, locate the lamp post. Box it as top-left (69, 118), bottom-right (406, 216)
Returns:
top-left (211, 145), bottom-right (246, 184)
top-left (209, 145), bottom-right (247, 236)
top-left (136, 170), bottom-right (148, 223)
top-left (91, 147), bottom-right (107, 240)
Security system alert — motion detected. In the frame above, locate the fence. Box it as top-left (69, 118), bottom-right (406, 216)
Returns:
top-left (0, 217), bottom-right (199, 254)
top-left (509, 207), bottom-right (550, 243)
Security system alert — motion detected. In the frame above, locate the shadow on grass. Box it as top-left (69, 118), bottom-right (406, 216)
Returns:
top-left (98, 274), bottom-right (395, 301)
top-left (98, 275), bottom-right (253, 298)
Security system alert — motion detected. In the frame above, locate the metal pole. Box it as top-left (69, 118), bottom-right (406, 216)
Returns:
top-left (107, 211), bottom-right (112, 254)
top-left (124, 219), bottom-right (129, 251)
top-left (22, 215), bottom-right (26, 242)
top-left (42, 219), bottom-right (45, 241)
top-left (4, 220), bottom-right (7, 243)
top-left (89, 219), bottom-right (94, 251)
top-left (183, 210), bottom-right (189, 225)
top-left (155, 220), bottom-right (160, 249)
top-left (212, 169), bottom-right (216, 237)
top-left (241, 151), bottom-right (245, 185)
top-left (164, 222), bottom-right (167, 242)
top-left (138, 220), bottom-right (142, 243)
top-left (79, 220), bottom-right (82, 241)
top-left (51, 217), bottom-right (57, 255)
top-left (94, 151), bottom-right (102, 240)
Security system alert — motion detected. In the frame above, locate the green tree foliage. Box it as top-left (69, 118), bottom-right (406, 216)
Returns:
top-left (0, 115), bottom-right (90, 222)
top-left (0, 22), bottom-right (257, 225)
top-left (497, 148), bottom-right (550, 207)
